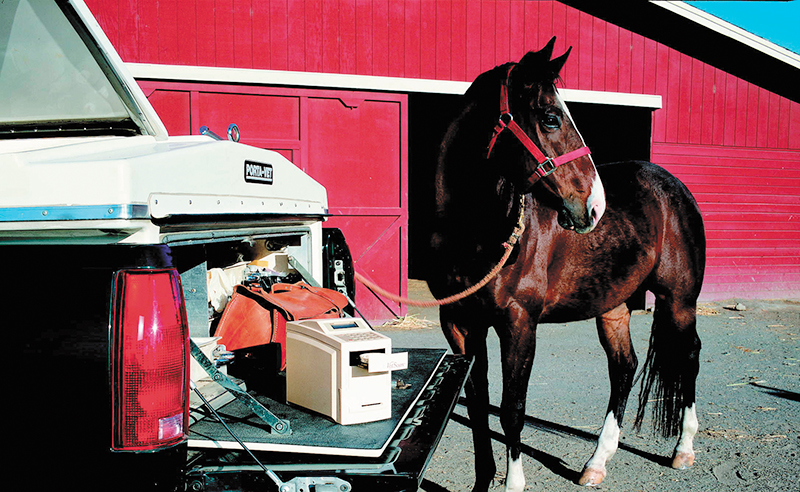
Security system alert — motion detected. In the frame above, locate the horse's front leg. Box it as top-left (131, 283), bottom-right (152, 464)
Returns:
top-left (579, 303), bottom-right (638, 487)
top-left (496, 310), bottom-right (538, 492)
top-left (439, 307), bottom-right (495, 492)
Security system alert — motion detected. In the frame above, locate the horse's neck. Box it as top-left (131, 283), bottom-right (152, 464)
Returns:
top-left (433, 68), bottom-right (526, 258)
top-left (434, 172), bottom-right (520, 258)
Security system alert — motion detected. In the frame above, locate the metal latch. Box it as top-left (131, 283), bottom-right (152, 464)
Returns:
top-left (276, 476), bottom-right (351, 492)
top-left (333, 259), bottom-right (348, 296)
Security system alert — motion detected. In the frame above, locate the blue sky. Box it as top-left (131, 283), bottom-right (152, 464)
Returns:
top-left (687, 1), bottom-right (800, 54)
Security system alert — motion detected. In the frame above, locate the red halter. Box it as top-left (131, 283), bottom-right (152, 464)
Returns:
top-left (486, 66), bottom-right (591, 180)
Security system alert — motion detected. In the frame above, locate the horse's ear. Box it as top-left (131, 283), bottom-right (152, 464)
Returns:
top-left (549, 46), bottom-right (572, 78)
top-left (517, 37), bottom-right (557, 67)
top-left (539, 36), bottom-right (557, 62)
top-left (516, 37), bottom-right (560, 84)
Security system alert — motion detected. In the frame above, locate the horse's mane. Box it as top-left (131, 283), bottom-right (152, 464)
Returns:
top-left (433, 63), bottom-right (521, 261)
top-left (464, 46), bottom-right (567, 105)
top-left (463, 62), bottom-right (513, 102)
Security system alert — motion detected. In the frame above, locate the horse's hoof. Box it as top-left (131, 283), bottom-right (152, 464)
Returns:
top-left (672, 451), bottom-right (695, 470)
top-left (578, 467), bottom-right (606, 487)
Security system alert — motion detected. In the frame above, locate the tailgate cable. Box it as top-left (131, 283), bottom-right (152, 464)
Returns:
top-left (190, 381), bottom-right (352, 492)
top-left (190, 379), bottom-right (282, 487)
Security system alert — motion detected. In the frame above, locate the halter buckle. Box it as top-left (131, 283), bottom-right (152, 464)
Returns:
top-left (535, 157), bottom-right (558, 178)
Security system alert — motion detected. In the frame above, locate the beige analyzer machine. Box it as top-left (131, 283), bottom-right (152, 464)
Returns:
top-left (286, 318), bottom-right (408, 425)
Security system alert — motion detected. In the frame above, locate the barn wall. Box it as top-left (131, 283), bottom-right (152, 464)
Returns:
top-left (86, 0), bottom-right (799, 300)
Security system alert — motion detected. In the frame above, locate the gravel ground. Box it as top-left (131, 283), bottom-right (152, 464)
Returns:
top-left (380, 281), bottom-right (799, 492)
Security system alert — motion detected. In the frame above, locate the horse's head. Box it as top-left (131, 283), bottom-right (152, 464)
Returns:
top-left (490, 38), bottom-right (605, 234)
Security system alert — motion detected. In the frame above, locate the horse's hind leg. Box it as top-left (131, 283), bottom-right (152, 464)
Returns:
top-left (579, 303), bottom-right (638, 487)
top-left (673, 398), bottom-right (698, 469)
top-left (665, 297), bottom-right (701, 470)
top-left (635, 294), bottom-right (702, 471)
top-left (439, 308), bottom-right (496, 492)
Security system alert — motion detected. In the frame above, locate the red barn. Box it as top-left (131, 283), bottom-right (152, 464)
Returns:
top-left (84, 0), bottom-right (799, 320)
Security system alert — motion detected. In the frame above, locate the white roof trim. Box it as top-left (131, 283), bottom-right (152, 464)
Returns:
top-left (127, 63), bottom-right (662, 109)
top-left (560, 89), bottom-right (662, 109)
top-left (652, 1), bottom-right (800, 69)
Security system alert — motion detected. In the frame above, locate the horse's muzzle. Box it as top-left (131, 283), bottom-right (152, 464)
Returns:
top-left (559, 191), bottom-right (605, 234)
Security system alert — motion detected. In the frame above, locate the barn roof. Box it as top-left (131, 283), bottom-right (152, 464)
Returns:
top-left (562, 1), bottom-right (800, 102)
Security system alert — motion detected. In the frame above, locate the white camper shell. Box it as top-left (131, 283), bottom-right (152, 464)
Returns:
top-left (0, 0), bottom-right (327, 278)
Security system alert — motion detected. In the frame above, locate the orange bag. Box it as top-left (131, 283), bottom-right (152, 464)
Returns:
top-left (215, 281), bottom-right (348, 370)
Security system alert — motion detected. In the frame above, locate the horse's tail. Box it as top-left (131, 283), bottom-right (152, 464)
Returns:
top-left (633, 299), bottom-right (701, 437)
top-left (632, 161), bottom-right (705, 438)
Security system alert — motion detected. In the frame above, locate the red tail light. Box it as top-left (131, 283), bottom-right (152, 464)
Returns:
top-left (111, 269), bottom-right (189, 451)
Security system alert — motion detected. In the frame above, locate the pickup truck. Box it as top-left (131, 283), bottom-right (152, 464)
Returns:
top-left (1, 2), bottom-right (470, 491)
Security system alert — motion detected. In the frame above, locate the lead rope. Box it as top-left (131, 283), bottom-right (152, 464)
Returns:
top-left (354, 195), bottom-right (526, 307)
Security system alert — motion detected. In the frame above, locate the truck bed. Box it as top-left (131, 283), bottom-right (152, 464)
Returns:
top-left (184, 351), bottom-right (472, 492)
top-left (189, 349), bottom-right (446, 457)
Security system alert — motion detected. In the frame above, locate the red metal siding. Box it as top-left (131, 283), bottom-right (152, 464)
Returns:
top-left (138, 82), bottom-right (408, 321)
top-left (86, 0), bottom-right (798, 135)
top-left (649, 63), bottom-right (799, 300)
top-left (653, 144), bottom-right (799, 299)
top-left (87, 0), bottom-right (799, 300)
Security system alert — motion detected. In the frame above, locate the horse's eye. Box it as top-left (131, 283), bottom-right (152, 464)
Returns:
top-left (541, 113), bottom-right (562, 130)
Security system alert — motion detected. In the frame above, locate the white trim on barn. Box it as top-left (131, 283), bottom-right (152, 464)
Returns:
top-left (127, 62), bottom-right (663, 109)
top-left (653, 1), bottom-right (800, 69)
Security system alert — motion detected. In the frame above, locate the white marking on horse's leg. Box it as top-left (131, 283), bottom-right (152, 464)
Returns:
top-left (579, 411), bottom-right (620, 486)
top-left (672, 403), bottom-right (698, 469)
top-left (505, 449), bottom-right (526, 492)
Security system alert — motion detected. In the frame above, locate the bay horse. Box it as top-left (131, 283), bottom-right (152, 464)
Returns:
top-left (426, 37), bottom-right (705, 491)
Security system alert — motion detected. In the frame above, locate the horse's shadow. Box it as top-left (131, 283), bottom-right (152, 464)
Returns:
top-left (440, 398), bottom-right (671, 486)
